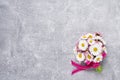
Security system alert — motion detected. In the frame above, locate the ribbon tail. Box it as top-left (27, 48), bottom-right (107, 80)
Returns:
top-left (72, 68), bottom-right (86, 75)
top-left (71, 60), bottom-right (91, 75)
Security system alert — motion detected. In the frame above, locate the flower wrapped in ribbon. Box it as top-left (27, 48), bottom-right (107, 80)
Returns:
top-left (71, 32), bottom-right (107, 75)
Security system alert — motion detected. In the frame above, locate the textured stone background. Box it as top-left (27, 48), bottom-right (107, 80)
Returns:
top-left (0, 0), bottom-right (120, 80)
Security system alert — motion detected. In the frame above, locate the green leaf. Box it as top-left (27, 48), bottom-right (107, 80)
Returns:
top-left (95, 65), bottom-right (102, 73)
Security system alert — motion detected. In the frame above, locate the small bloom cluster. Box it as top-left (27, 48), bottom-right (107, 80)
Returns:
top-left (73, 33), bottom-right (107, 65)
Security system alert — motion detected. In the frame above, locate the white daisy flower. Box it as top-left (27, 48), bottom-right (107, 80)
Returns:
top-left (103, 46), bottom-right (107, 53)
top-left (94, 36), bottom-right (106, 45)
top-left (89, 43), bottom-right (102, 56)
top-left (78, 40), bottom-right (88, 51)
top-left (93, 55), bottom-right (103, 63)
top-left (76, 52), bottom-right (85, 61)
top-left (87, 33), bottom-right (94, 39)
top-left (100, 38), bottom-right (106, 45)
top-left (87, 38), bottom-right (95, 45)
top-left (94, 36), bottom-right (101, 40)
top-left (85, 53), bottom-right (93, 61)
top-left (97, 42), bottom-right (103, 46)
top-left (81, 35), bottom-right (88, 39)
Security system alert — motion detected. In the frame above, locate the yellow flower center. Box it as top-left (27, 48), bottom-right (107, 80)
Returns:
top-left (88, 35), bottom-right (93, 38)
top-left (78, 53), bottom-right (82, 58)
top-left (93, 47), bottom-right (98, 52)
top-left (82, 35), bottom-right (87, 38)
top-left (97, 57), bottom-right (100, 61)
top-left (87, 54), bottom-right (91, 59)
top-left (81, 43), bottom-right (85, 47)
top-left (90, 40), bottom-right (93, 43)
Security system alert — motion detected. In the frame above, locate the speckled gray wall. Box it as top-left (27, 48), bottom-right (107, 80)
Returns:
top-left (0, 0), bottom-right (120, 80)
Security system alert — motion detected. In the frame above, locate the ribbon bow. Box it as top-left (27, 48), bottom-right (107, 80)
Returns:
top-left (71, 52), bottom-right (106, 75)
top-left (71, 60), bottom-right (100, 75)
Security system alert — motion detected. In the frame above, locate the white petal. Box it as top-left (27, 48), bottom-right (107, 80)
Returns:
top-left (103, 46), bottom-right (107, 53)
top-left (94, 36), bottom-right (106, 45)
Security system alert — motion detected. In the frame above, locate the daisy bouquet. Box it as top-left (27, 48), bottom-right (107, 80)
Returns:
top-left (71, 32), bottom-right (107, 75)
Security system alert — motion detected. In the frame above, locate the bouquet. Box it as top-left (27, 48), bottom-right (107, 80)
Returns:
top-left (71, 32), bottom-right (107, 75)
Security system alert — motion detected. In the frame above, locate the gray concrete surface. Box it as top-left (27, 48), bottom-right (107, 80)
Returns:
top-left (0, 0), bottom-right (120, 80)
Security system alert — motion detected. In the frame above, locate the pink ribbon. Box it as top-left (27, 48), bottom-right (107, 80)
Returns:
top-left (71, 60), bottom-right (100, 75)
top-left (102, 52), bottom-right (107, 59)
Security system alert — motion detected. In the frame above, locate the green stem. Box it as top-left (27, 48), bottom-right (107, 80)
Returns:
top-left (95, 65), bottom-right (102, 73)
